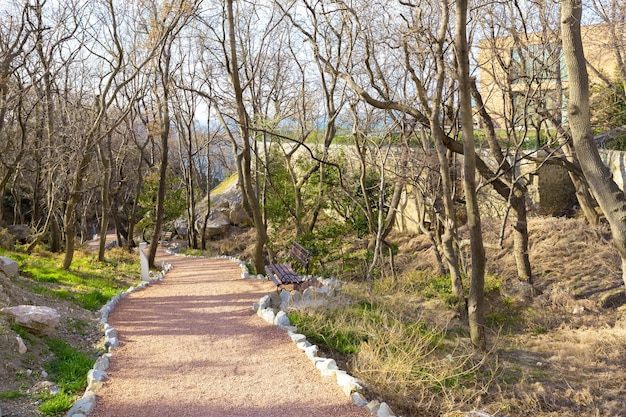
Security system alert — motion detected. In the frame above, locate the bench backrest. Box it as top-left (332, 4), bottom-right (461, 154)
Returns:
top-left (289, 241), bottom-right (311, 274)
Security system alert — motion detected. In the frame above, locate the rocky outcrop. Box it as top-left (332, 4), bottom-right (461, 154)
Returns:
top-left (179, 174), bottom-right (252, 239)
top-left (204, 210), bottom-right (232, 238)
top-left (208, 174), bottom-right (252, 227)
top-left (1, 305), bottom-right (60, 336)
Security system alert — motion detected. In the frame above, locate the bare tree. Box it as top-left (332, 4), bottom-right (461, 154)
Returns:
top-left (456, 0), bottom-right (486, 350)
top-left (561, 0), bottom-right (626, 288)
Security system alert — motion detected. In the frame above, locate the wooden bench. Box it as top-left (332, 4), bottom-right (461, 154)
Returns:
top-left (159, 231), bottom-right (173, 243)
top-left (265, 241), bottom-right (312, 291)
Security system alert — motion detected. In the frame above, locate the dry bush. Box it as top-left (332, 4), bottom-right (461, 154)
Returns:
top-left (353, 321), bottom-right (495, 417)
top-left (485, 217), bottom-right (621, 297)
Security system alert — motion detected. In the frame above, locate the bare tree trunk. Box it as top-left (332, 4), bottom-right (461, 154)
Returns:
top-left (201, 109), bottom-right (212, 251)
top-left (63, 154), bottom-right (92, 269)
top-left (226, 0), bottom-right (269, 273)
top-left (148, 50), bottom-right (172, 269)
top-left (470, 78), bottom-right (533, 283)
top-left (98, 140), bottom-right (111, 262)
top-left (433, 126), bottom-right (464, 296)
top-left (561, 142), bottom-right (600, 225)
top-left (456, 0), bottom-right (486, 350)
top-left (561, 0), bottom-right (626, 288)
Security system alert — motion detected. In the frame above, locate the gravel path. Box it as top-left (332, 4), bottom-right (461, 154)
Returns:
top-left (90, 251), bottom-right (371, 417)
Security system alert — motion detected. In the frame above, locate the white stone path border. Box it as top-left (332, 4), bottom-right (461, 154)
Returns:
top-left (65, 248), bottom-right (398, 417)
top-left (66, 263), bottom-right (172, 417)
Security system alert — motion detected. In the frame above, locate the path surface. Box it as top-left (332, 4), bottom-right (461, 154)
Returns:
top-left (90, 250), bottom-right (370, 417)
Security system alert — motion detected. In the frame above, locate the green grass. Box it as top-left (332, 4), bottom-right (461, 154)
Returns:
top-left (44, 338), bottom-right (94, 393)
top-left (0, 390), bottom-right (25, 400)
top-left (2, 247), bottom-right (141, 311)
top-left (38, 392), bottom-right (76, 415)
top-left (38, 338), bottom-right (95, 415)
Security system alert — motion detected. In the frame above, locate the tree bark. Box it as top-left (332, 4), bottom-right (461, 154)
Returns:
top-left (98, 139), bottom-right (112, 262)
top-left (226, 0), bottom-right (269, 274)
top-left (561, 0), bottom-right (626, 288)
top-left (456, 0), bottom-right (486, 350)
top-left (470, 78), bottom-right (533, 283)
top-left (148, 46), bottom-right (172, 269)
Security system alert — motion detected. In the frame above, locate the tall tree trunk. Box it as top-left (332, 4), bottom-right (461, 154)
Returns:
top-left (432, 125), bottom-right (464, 296)
top-left (226, 0), bottom-right (269, 273)
top-left (98, 140), bottom-right (112, 261)
top-left (470, 78), bottom-right (533, 283)
top-left (148, 84), bottom-right (171, 269)
top-left (561, 0), bottom-right (626, 288)
top-left (456, 0), bottom-right (486, 350)
top-left (62, 154), bottom-right (92, 269)
top-left (201, 108), bottom-right (212, 251)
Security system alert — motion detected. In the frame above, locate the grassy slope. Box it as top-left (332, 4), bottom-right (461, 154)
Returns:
top-left (0, 247), bottom-right (142, 416)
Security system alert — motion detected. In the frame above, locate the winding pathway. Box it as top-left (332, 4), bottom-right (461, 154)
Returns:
top-left (90, 250), bottom-right (370, 417)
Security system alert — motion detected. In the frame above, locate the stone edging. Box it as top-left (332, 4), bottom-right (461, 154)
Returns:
top-left (65, 263), bottom-right (173, 417)
top-left (244, 276), bottom-right (398, 416)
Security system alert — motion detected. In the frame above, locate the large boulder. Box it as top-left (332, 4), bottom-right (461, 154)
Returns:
top-left (1, 305), bottom-right (61, 336)
top-left (177, 174), bottom-right (252, 239)
top-left (204, 210), bottom-right (232, 238)
top-left (206, 174), bottom-right (252, 226)
top-left (7, 224), bottom-right (31, 243)
top-left (0, 256), bottom-right (19, 279)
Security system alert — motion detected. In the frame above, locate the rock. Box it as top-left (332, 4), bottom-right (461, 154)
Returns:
top-left (296, 341), bottom-right (311, 350)
top-left (366, 400), bottom-right (381, 414)
top-left (258, 295), bottom-right (271, 310)
top-left (269, 292), bottom-right (282, 309)
top-left (104, 325), bottom-right (117, 339)
top-left (7, 224), bottom-right (30, 243)
top-left (93, 354), bottom-right (110, 372)
top-left (315, 358), bottom-right (338, 376)
top-left (229, 204), bottom-right (251, 227)
top-left (313, 286), bottom-right (330, 295)
top-left (66, 391), bottom-right (97, 417)
top-left (280, 289), bottom-right (291, 310)
top-left (288, 332), bottom-right (307, 344)
top-left (336, 371), bottom-right (361, 390)
top-left (302, 288), bottom-right (315, 301)
top-left (0, 257), bottom-right (19, 278)
top-left (207, 174), bottom-right (252, 226)
top-left (258, 308), bottom-right (276, 324)
top-left (105, 336), bottom-right (119, 349)
top-left (16, 335), bottom-right (27, 354)
top-left (351, 392), bottom-right (368, 406)
top-left (28, 381), bottom-right (61, 395)
top-left (204, 210), bottom-right (232, 238)
top-left (87, 369), bottom-right (108, 383)
top-left (290, 290), bottom-right (302, 304)
top-left (304, 345), bottom-right (318, 360)
top-left (1, 305), bottom-right (60, 335)
top-left (274, 311), bottom-right (291, 328)
top-left (377, 402), bottom-right (394, 417)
